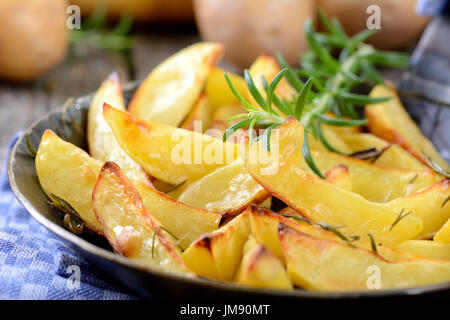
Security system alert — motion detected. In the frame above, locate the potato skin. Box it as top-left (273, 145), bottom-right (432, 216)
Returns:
top-left (0, 0), bottom-right (68, 82)
top-left (318, 0), bottom-right (430, 50)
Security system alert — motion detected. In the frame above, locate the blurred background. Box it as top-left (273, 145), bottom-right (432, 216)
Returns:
top-left (0, 0), bottom-right (437, 165)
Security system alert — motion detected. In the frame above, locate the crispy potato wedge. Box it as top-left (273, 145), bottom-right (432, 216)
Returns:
top-left (279, 223), bottom-right (450, 291)
top-left (177, 159), bottom-right (269, 216)
top-left (304, 148), bottom-right (437, 202)
top-left (182, 210), bottom-right (250, 281)
top-left (93, 162), bottom-right (192, 275)
top-left (36, 130), bottom-right (103, 233)
top-left (103, 104), bottom-right (238, 184)
top-left (128, 42), bottom-right (224, 126)
top-left (434, 219), bottom-right (450, 243)
top-left (324, 165), bottom-right (352, 191)
top-left (209, 104), bottom-right (246, 136)
top-left (339, 133), bottom-right (428, 171)
top-left (246, 118), bottom-right (423, 246)
top-left (133, 181), bottom-right (221, 249)
top-left (249, 54), bottom-right (297, 101)
top-left (205, 67), bottom-right (249, 109)
top-left (87, 73), bottom-right (151, 184)
top-left (180, 93), bottom-right (214, 132)
top-left (387, 179), bottom-right (450, 239)
top-left (366, 84), bottom-right (450, 171)
top-left (234, 236), bottom-right (292, 290)
top-left (395, 240), bottom-right (450, 261)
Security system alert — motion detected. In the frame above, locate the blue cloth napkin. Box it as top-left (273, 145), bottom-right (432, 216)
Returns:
top-left (417, 0), bottom-right (449, 15)
top-left (0, 134), bottom-right (137, 300)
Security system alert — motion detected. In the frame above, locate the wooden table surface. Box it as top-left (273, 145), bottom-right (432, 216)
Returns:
top-left (0, 30), bottom-right (200, 171)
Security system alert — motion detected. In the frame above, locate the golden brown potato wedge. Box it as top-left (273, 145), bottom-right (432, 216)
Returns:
top-left (103, 104), bottom-right (238, 184)
top-left (87, 73), bottom-right (151, 184)
top-left (434, 219), bottom-right (450, 243)
top-left (93, 162), bottom-right (192, 275)
top-left (306, 126), bottom-right (353, 155)
top-left (279, 223), bottom-right (450, 291)
top-left (209, 104), bottom-right (246, 137)
top-left (366, 84), bottom-right (450, 171)
top-left (205, 67), bottom-right (249, 109)
top-left (133, 181), bottom-right (221, 250)
top-left (395, 240), bottom-right (450, 261)
top-left (180, 93), bottom-right (214, 132)
top-left (36, 130), bottom-right (103, 234)
top-left (234, 236), bottom-right (292, 290)
top-left (128, 42), bottom-right (224, 126)
top-left (182, 210), bottom-right (250, 281)
top-left (387, 179), bottom-right (450, 239)
top-left (177, 159), bottom-right (269, 216)
top-left (324, 165), bottom-right (352, 191)
top-left (246, 118), bottom-right (423, 247)
top-left (305, 148), bottom-right (437, 202)
top-left (339, 132), bottom-right (428, 171)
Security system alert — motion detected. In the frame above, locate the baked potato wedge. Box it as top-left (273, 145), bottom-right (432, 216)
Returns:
top-left (93, 162), bottom-right (192, 275)
top-left (128, 42), bottom-right (223, 126)
top-left (180, 93), bottom-right (214, 132)
top-left (395, 240), bottom-right (450, 261)
top-left (234, 236), bottom-right (292, 290)
top-left (182, 210), bottom-right (250, 281)
top-left (279, 223), bottom-right (450, 291)
top-left (133, 181), bottom-right (221, 249)
top-left (366, 84), bottom-right (450, 172)
top-left (387, 179), bottom-right (450, 239)
top-left (87, 73), bottom-right (151, 184)
top-left (324, 165), bottom-right (352, 191)
top-left (434, 219), bottom-right (450, 243)
top-left (103, 104), bottom-right (238, 184)
top-left (36, 130), bottom-right (103, 234)
top-left (205, 67), bottom-right (249, 109)
top-left (245, 118), bottom-right (422, 247)
top-left (209, 104), bottom-right (246, 137)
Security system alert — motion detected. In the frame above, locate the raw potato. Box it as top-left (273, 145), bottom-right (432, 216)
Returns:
top-left (87, 73), bottom-right (151, 184)
top-left (339, 133), bottom-right (428, 171)
top-left (36, 130), bottom-right (103, 234)
top-left (182, 210), bottom-right (250, 281)
top-left (103, 104), bottom-right (238, 184)
top-left (177, 159), bottom-right (269, 216)
top-left (279, 223), bottom-right (450, 291)
top-left (180, 93), bottom-right (214, 132)
top-left (194, 0), bottom-right (315, 67)
top-left (128, 42), bottom-right (223, 126)
top-left (245, 118), bottom-right (423, 247)
top-left (93, 162), bottom-right (192, 275)
top-left (134, 181), bottom-right (221, 250)
top-left (395, 240), bottom-right (450, 261)
top-left (205, 67), bottom-right (249, 109)
top-left (318, 0), bottom-right (429, 50)
top-left (304, 148), bottom-right (437, 203)
top-left (387, 180), bottom-right (450, 240)
top-left (434, 219), bottom-right (450, 243)
top-left (234, 236), bottom-right (292, 290)
top-left (0, 0), bottom-right (68, 81)
top-left (71, 0), bottom-right (194, 23)
top-left (366, 84), bottom-right (450, 172)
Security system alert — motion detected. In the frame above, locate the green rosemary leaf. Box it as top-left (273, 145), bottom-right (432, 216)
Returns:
top-left (248, 118), bottom-right (257, 144)
top-left (261, 76), bottom-right (293, 116)
top-left (389, 208), bottom-right (413, 231)
top-left (302, 132), bottom-right (325, 179)
top-left (409, 173), bottom-right (419, 184)
top-left (223, 118), bottom-right (252, 142)
top-left (316, 121), bottom-right (346, 155)
top-left (315, 113), bottom-right (368, 127)
top-left (365, 51), bottom-right (410, 68)
top-left (110, 15), bottom-right (133, 36)
top-left (165, 180), bottom-right (187, 194)
top-left (442, 196), bottom-right (450, 208)
top-left (422, 152), bottom-right (450, 178)
top-left (367, 234), bottom-right (378, 254)
top-left (361, 61), bottom-right (385, 85)
top-left (276, 51), bottom-right (304, 91)
top-left (224, 73), bottom-right (258, 111)
top-left (305, 20), bottom-right (339, 72)
top-left (266, 68), bottom-right (288, 114)
top-left (339, 92), bottom-right (391, 105)
top-left (350, 29), bottom-right (378, 46)
top-left (226, 113), bottom-right (249, 122)
top-left (25, 133), bottom-right (37, 158)
top-left (151, 227), bottom-right (158, 259)
top-left (280, 213), bottom-right (314, 225)
top-left (262, 123), bottom-right (279, 151)
top-left (244, 70), bottom-right (268, 111)
top-left (294, 77), bottom-right (314, 120)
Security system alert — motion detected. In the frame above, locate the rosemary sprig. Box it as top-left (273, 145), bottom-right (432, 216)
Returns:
top-left (367, 234), bottom-right (378, 254)
top-left (389, 208), bottom-right (413, 232)
top-left (224, 10), bottom-right (408, 178)
top-left (165, 179), bottom-right (187, 194)
top-left (422, 152), bottom-right (450, 179)
top-left (151, 226), bottom-right (158, 259)
top-left (47, 193), bottom-right (84, 235)
top-left (442, 196), bottom-right (450, 208)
